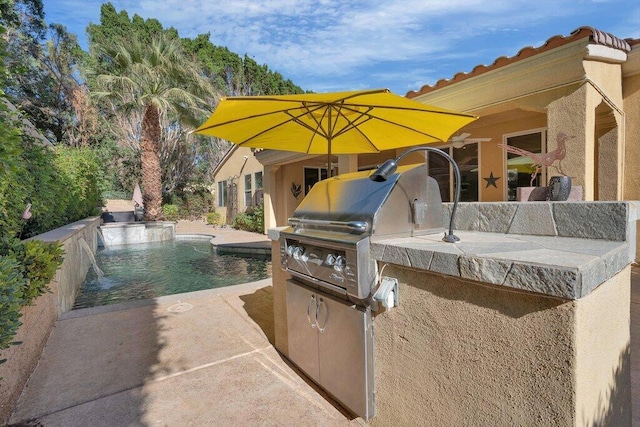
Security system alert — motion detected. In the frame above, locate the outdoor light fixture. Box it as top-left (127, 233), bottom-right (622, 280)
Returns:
top-left (370, 146), bottom-right (462, 243)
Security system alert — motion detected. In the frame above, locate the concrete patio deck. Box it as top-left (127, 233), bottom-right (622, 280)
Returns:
top-left (7, 222), bottom-right (640, 425)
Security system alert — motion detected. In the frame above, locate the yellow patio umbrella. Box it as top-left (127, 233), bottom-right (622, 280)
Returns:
top-left (194, 89), bottom-right (477, 174)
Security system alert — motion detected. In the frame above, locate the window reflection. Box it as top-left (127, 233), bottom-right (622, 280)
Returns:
top-left (453, 144), bottom-right (479, 202)
top-left (505, 132), bottom-right (544, 201)
top-left (428, 149), bottom-right (451, 202)
top-left (427, 144), bottom-right (479, 202)
top-left (304, 167), bottom-right (328, 195)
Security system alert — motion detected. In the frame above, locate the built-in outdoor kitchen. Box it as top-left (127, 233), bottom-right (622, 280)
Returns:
top-left (268, 155), bottom-right (635, 425)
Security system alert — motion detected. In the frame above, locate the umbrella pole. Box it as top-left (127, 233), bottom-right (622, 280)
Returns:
top-left (327, 110), bottom-right (333, 177)
top-left (328, 140), bottom-right (332, 177)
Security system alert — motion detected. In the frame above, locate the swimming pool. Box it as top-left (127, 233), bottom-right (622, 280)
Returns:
top-left (73, 238), bottom-right (272, 309)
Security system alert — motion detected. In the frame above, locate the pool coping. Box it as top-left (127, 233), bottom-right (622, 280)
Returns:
top-left (175, 232), bottom-right (272, 256)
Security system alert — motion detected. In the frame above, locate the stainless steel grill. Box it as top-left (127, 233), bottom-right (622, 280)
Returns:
top-left (280, 163), bottom-right (443, 303)
top-left (279, 163), bottom-right (444, 420)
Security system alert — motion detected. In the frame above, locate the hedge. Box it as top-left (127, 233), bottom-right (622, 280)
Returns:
top-left (0, 103), bottom-right (101, 368)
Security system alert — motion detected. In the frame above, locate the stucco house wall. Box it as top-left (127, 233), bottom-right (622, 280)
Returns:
top-left (211, 145), bottom-right (265, 225)
top-left (623, 65), bottom-right (640, 203)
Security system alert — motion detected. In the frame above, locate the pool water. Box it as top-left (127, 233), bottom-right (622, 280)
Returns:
top-left (73, 239), bottom-right (272, 309)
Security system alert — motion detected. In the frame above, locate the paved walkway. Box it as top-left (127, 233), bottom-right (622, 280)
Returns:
top-left (7, 223), bottom-right (640, 425)
top-left (10, 223), bottom-right (352, 426)
top-left (175, 220), bottom-right (270, 244)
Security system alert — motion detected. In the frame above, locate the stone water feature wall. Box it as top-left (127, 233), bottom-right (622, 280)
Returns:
top-left (99, 221), bottom-right (175, 246)
top-left (0, 216), bottom-right (101, 423)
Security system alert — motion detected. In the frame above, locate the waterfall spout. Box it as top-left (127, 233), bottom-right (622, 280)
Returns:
top-left (78, 237), bottom-right (104, 285)
top-left (96, 228), bottom-right (106, 248)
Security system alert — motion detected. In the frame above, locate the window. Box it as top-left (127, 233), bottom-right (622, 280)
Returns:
top-left (304, 167), bottom-right (328, 195)
top-left (428, 148), bottom-right (451, 202)
top-left (254, 171), bottom-right (264, 205)
top-left (255, 171), bottom-right (263, 190)
top-left (505, 130), bottom-right (546, 201)
top-left (427, 144), bottom-right (479, 202)
top-left (244, 174), bottom-right (252, 207)
top-left (453, 144), bottom-right (479, 202)
top-left (217, 180), bottom-right (227, 207)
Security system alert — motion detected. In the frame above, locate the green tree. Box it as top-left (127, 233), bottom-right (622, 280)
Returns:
top-left (90, 34), bottom-right (217, 220)
top-left (8, 24), bottom-right (87, 144)
top-left (1, 0), bottom-right (90, 146)
top-left (181, 32), bottom-right (305, 97)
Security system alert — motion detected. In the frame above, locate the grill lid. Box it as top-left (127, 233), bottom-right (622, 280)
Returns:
top-left (289, 163), bottom-right (444, 240)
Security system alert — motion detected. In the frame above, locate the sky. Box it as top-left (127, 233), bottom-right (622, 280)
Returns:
top-left (43, 0), bottom-right (640, 96)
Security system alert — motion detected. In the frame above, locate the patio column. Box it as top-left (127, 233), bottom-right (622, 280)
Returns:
top-left (546, 53), bottom-right (625, 202)
top-left (546, 85), bottom-right (591, 199)
top-left (338, 154), bottom-right (358, 175)
top-left (263, 165), bottom-right (279, 231)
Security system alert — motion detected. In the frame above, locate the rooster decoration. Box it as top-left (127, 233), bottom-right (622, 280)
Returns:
top-left (498, 132), bottom-right (574, 186)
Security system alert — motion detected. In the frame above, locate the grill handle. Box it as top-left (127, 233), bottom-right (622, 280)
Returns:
top-left (307, 295), bottom-right (317, 329)
top-left (289, 218), bottom-right (369, 234)
top-left (316, 298), bottom-right (328, 333)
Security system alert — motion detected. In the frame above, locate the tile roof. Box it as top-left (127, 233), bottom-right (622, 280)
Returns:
top-left (406, 26), bottom-right (637, 99)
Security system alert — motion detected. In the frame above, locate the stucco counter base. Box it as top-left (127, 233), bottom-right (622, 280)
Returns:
top-left (370, 231), bottom-right (632, 426)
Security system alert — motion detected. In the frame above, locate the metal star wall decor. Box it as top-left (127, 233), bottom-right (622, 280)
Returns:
top-left (483, 172), bottom-right (500, 188)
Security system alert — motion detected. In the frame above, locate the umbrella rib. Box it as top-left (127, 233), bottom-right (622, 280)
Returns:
top-left (198, 103), bottom-right (332, 144)
top-left (238, 103), bottom-right (334, 148)
top-left (329, 104), bottom-right (445, 148)
top-left (334, 103), bottom-right (471, 146)
top-left (330, 105), bottom-right (375, 140)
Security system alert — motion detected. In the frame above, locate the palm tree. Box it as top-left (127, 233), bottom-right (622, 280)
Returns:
top-left (92, 34), bottom-right (216, 220)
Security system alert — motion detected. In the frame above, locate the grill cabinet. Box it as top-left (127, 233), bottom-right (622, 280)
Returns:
top-left (279, 163), bottom-right (444, 420)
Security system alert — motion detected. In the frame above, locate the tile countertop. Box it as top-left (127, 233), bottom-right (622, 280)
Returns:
top-left (270, 201), bottom-right (639, 301)
top-left (371, 231), bottom-right (632, 300)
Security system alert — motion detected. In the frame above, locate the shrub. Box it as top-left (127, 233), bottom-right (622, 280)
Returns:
top-left (11, 240), bottom-right (65, 305)
top-left (251, 202), bottom-right (265, 234)
top-left (0, 239), bottom-right (63, 360)
top-left (2, 141), bottom-right (103, 239)
top-left (163, 189), bottom-right (214, 220)
top-left (231, 202), bottom-right (265, 233)
top-left (232, 212), bottom-right (254, 231)
top-left (0, 256), bottom-right (26, 359)
top-left (162, 204), bottom-right (180, 221)
top-left (205, 211), bottom-right (222, 226)
top-left (54, 147), bottom-right (104, 221)
top-left (0, 101), bottom-right (79, 368)
top-left (92, 139), bottom-right (141, 196)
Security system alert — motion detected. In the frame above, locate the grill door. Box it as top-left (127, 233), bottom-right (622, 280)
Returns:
top-left (286, 280), bottom-right (320, 381)
top-left (318, 294), bottom-right (374, 420)
top-left (285, 279), bottom-right (375, 420)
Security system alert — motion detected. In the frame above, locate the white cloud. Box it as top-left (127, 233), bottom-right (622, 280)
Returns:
top-left (44, 0), bottom-right (640, 94)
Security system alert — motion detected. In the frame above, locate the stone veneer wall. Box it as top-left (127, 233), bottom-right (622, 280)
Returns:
top-left (444, 201), bottom-right (635, 243)
top-left (0, 217), bottom-right (101, 423)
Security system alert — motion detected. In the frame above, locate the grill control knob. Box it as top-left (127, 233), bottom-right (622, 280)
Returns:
top-left (334, 255), bottom-right (347, 271)
top-left (325, 253), bottom-right (337, 266)
top-left (286, 245), bottom-right (295, 256)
